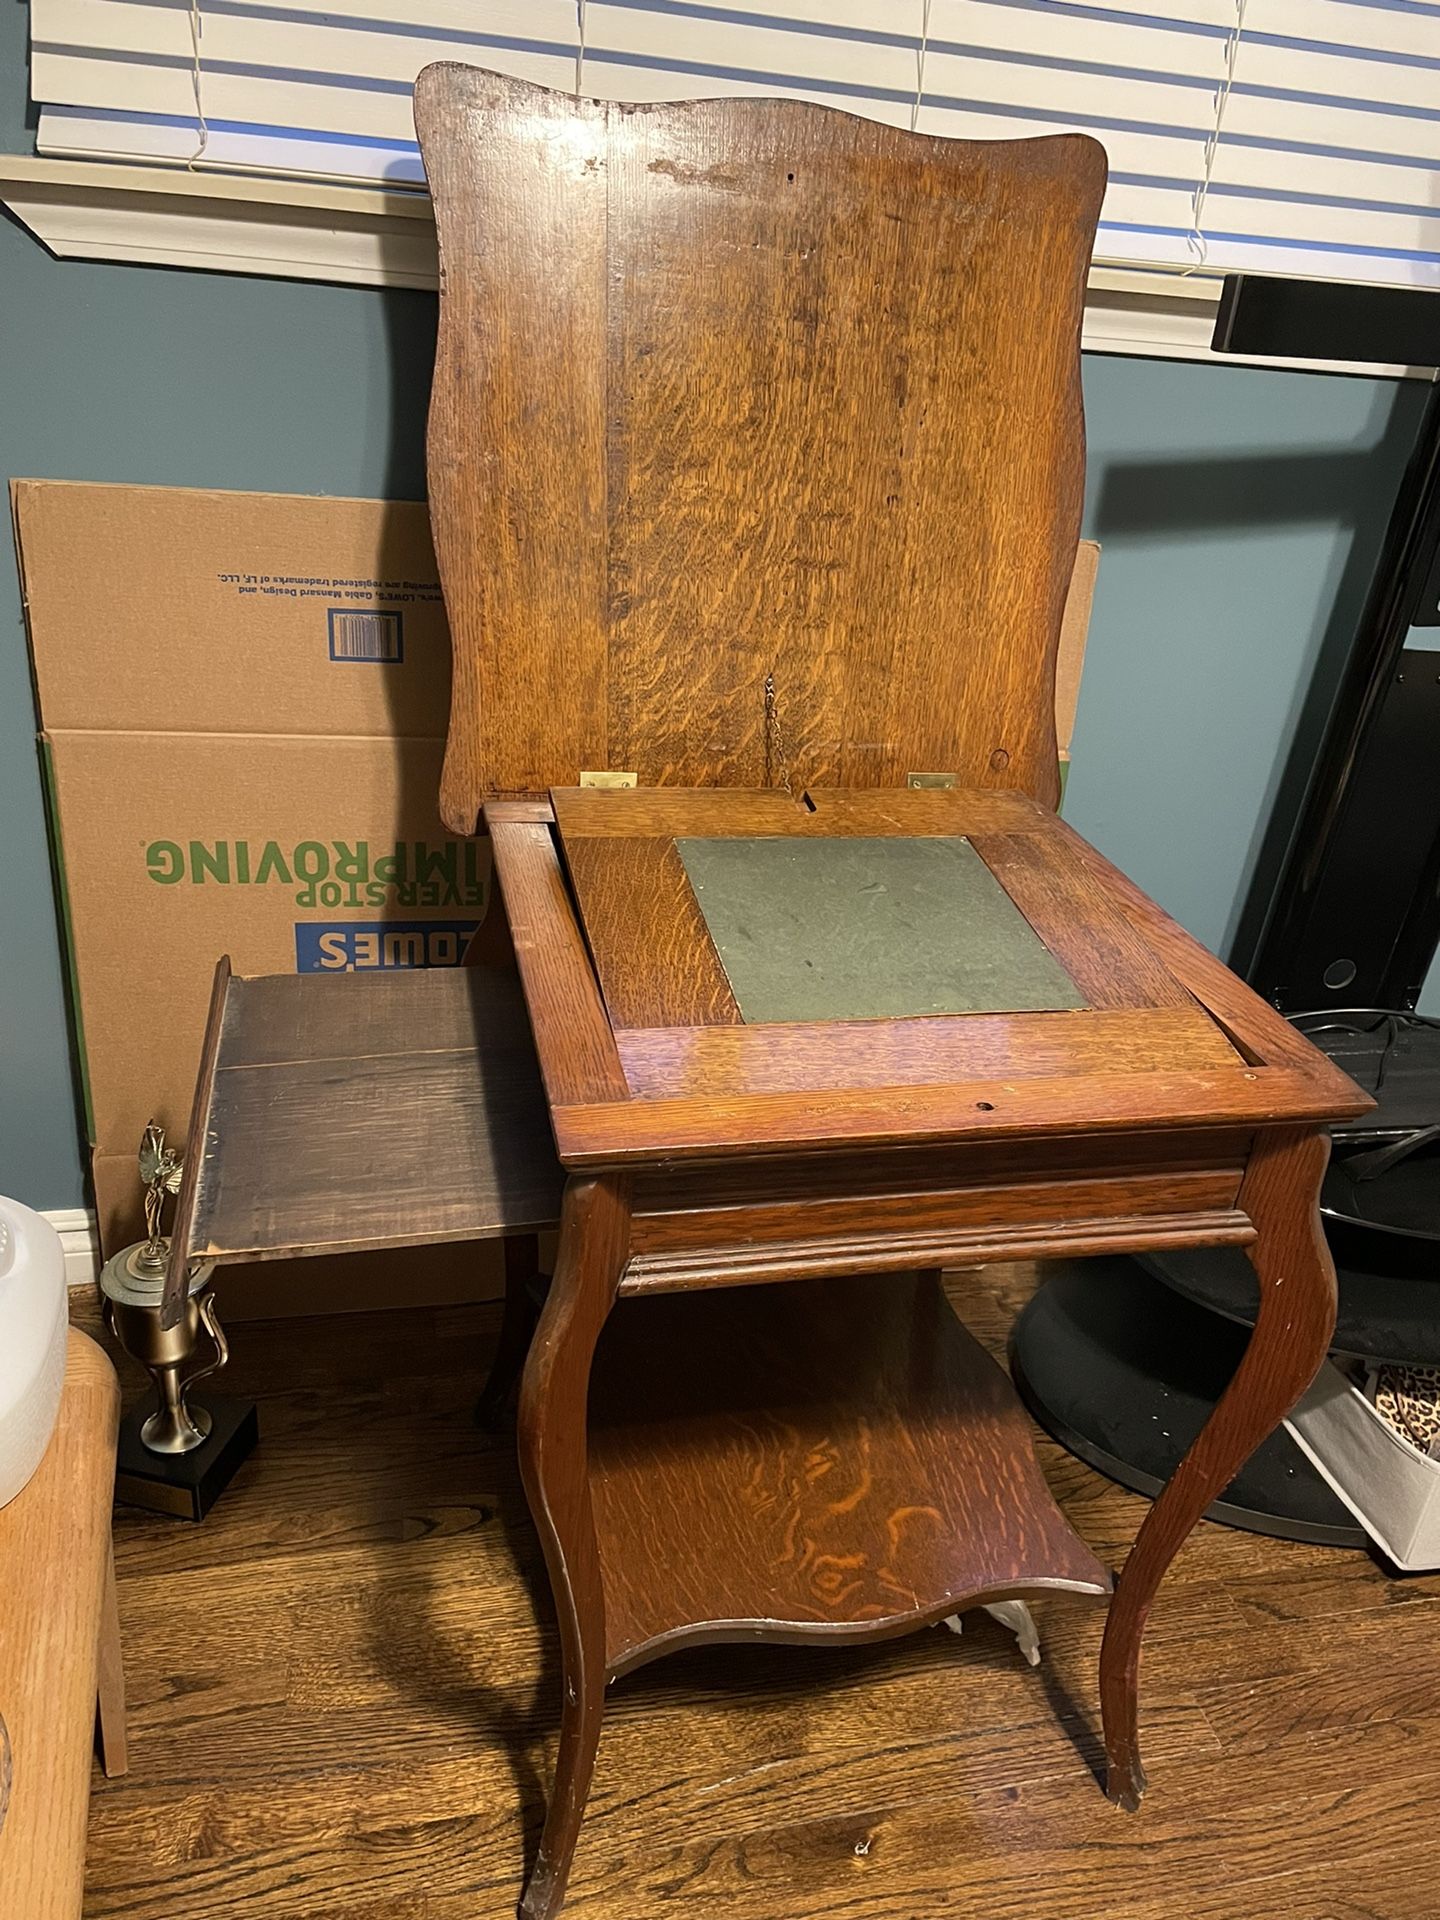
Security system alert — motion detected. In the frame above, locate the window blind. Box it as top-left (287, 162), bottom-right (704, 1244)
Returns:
top-left (26, 0), bottom-right (1440, 289)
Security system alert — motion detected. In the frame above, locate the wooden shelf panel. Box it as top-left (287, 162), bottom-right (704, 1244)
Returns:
top-left (184, 965), bottom-right (564, 1265)
top-left (589, 1272), bottom-right (1111, 1676)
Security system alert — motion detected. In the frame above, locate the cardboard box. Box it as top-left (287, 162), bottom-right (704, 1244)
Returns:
top-left (14, 480), bottom-right (496, 1291)
top-left (15, 478), bottom-right (1097, 1300)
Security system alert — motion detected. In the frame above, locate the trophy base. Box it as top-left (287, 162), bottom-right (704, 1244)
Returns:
top-left (115, 1393), bottom-right (259, 1521)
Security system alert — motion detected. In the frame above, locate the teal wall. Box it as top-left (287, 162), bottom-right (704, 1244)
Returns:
top-left (0, 212), bottom-right (439, 1210)
top-left (0, 1), bottom-right (1432, 1207)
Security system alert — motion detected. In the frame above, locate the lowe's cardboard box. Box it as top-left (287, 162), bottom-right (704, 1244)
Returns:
top-left (15, 479), bottom-right (500, 1303)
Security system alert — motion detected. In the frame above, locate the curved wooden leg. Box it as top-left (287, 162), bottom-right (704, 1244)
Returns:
top-left (1100, 1128), bottom-right (1337, 1811)
top-left (517, 1175), bottom-right (632, 1920)
top-left (476, 1234), bottom-right (545, 1430)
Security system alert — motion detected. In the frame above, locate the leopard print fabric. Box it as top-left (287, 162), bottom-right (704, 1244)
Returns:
top-left (1371, 1365), bottom-right (1440, 1459)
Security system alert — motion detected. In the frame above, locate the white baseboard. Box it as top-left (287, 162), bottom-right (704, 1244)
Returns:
top-left (43, 1208), bottom-right (101, 1291)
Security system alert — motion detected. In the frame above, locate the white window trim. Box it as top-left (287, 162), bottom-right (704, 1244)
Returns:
top-left (1, 154), bottom-right (1433, 380)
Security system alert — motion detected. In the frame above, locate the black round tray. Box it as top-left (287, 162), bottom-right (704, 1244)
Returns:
top-left (1141, 1222), bottom-right (1440, 1366)
top-left (1010, 1259), bottom-right (1365, 1549)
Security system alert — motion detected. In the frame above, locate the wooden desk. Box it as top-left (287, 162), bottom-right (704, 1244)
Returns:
top-left (486, 782), bottom-right (1369, 1920)
top-left (161, 71), bottom-right (1370, 1916)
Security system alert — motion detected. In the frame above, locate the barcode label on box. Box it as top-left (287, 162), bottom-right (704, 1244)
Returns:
top-left (327, 608), bottom-right (403, 663)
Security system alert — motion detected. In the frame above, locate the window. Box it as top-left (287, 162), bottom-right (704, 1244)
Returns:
top-left (10, 0), bottom-right (1438, 353)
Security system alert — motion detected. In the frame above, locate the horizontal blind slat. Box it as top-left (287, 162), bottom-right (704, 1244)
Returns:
top-left (37, 103), bottom-right (430, 181)
top-left (927, 0), bottom-right (1231, 78)
top-left (1245, 0), bottom-right (1440, 60)
top-left (25, 0), bottom-right (1440, 288)
top-left (1222, 90), bottom-right (1440, 167)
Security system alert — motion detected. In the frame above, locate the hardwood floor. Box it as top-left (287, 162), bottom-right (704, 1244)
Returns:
top-left (86, 1262), bottom-right (1440, 1920)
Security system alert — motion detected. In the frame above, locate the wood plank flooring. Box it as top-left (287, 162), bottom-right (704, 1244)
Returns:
top-left (85, 1261), bottom-right (1440, 1920)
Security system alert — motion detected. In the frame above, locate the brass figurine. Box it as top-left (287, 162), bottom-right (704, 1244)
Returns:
top-left (138, 1121), bottom-right (183, 1267)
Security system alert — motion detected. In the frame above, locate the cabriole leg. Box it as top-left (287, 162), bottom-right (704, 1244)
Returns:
top-left (1100, 1128), bottom-right (1337, 1809)
top-left (516, 1176), bottom-right (632, 1920)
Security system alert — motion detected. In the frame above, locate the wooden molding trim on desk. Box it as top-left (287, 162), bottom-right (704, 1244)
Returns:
top-left (625, 1167), bottom-right (1247, 1258)
top-left (547, 1067), bottom-right (1366, 1166)
top-left (621, 1209), bottom-right (1256, 1294)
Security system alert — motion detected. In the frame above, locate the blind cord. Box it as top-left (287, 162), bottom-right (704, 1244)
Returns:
top-left (1187, 0), bottom-right (1247, 270)
top-left (186, 0), bottom-right (209, 168)
top-left (910, 0), bottom-right (933, 133)
top-left (576, 0), bottom-right (587, 95)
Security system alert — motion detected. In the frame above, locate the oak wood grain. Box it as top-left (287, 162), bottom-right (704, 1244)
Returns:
top-left (551, 1065), bottom-right (1367, 1166)
top-left (402, 64), bottom-right (1383, 1920)
top-left (417, 65), bottom-right (1104, 826)
top-left (1100, 1127), bottom-right (1339, 1810)
top-left (420, 67), bottom-right (608, 828)
top-left (184, 967), bottom-right (564, 1264)
top-left (632, 1127), bottom-right (1258, 1215)
top-left (621, 1164), bottom-right (1248, 1294)
top-left (551, 784), bottom-right (1047, 840)
top-left (491, 787), bottom-right (1372, 1166)
top-left (970, 831), bottom-right (1194, 1011)
top-left (560, 838), bottom-right (741, 1030)
top-left (0, 1330), bottom-right (121, 1920)
top-left (616, 1006), bottom-right (1239, 1096)
top-left (590, 1273), bottom-right (1110, 1674)
top-left (1049, 813), bottom-right (1363, 1083)
top-left (517, 1176), bottom-right (633, 1920)
top-left (487, 818), bottom-right (629, 1109)
top-left (626, 1168), bottom-right (1245, 1259)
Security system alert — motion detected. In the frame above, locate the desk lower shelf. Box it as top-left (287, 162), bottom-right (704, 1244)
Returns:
top-left (588, 1272), bottom-right (1111, 1677)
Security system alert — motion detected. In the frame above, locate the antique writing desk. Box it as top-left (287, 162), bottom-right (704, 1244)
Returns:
top-left (482, 783), bottom-right (1367, 1916)
top-left (164, 63), bottom-right (1370, 1920)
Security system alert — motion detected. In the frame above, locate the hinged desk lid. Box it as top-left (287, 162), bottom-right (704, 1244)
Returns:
top-left (416, 65), bottom-right (1106, 830)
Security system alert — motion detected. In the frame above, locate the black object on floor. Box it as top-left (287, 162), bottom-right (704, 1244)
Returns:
top-left (1295, 1009), bottom-right (1440, 1146)
top-left (1140, 1229), bottom-right (1440, 1368)
top-left (115, 1394), bottom-right (259, 1522)
top-left (1010, 1259), bottom-right (1366, 1549)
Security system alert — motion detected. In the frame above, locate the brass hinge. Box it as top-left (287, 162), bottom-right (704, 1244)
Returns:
top-left (579, 770), bottom-right (638, 789)
top-left (906, 772), bottom-right (956, 790)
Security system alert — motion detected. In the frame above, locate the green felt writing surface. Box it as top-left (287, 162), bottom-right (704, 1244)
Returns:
top-left (676, 836), bottom-right (1086, 1024)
